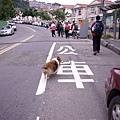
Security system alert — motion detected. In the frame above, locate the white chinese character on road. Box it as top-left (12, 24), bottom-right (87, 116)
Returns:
top-left (57, 61), bottom-right (94, 88)
top-left (57, 45), bottom-right (78, 55)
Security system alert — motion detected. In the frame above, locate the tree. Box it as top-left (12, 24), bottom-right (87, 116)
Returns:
top-left (22, 8), bottom-right (38, 17)
top-left (13, 0), bottom-right (29, 10)
top-left (117, 9), bottom-right (120, 18)
top-left (0, 0), bottom-right (15, 20)
top-left (38, 11), bottom-right (51, 20)
top-left (51, 10), bottom-right (67, 21)
top-left (22, 8), bottom-right (51, 21)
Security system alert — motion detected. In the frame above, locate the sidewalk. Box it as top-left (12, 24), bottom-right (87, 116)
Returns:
top-left (101, 39), bottom-right (120, 55)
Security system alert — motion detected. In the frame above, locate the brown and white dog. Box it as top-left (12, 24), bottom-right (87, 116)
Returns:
top-left (42, 56), bottom-right (62, 79)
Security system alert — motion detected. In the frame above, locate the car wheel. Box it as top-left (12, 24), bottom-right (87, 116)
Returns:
top-left (108, 95), bottom-right (120, 120)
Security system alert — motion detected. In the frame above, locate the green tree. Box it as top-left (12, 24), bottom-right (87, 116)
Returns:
top-left (22, 8), bottom-right (38, 17)
top-left (51, 10), bottom-right (68, 21)
top-left (22, 8), bottom-right (51, 21)
top-left (38, 10), bottom-right (51, 20)
top-left (117, 9), bottom-right (120, 18)
top-left (13, 0), bottom-right (29, 10)
top-left (0, 0), bottom-right (15, 20)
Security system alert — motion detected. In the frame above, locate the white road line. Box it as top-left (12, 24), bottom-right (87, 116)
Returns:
top-left (58, 79), bottom-right (94, 82)
top-left (36, 42), bottom-right (56, 95)
top-left (0, 35), bottom-right (34, 55)
top-left (36, 116), bottom-right (40, 120)
top-left (71, 61), bottom-right (84, 88)
top-left (22, 26), bottom-right (36, 32)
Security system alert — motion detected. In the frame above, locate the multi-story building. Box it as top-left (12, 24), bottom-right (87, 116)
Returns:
top-left (71, 4), bottom-right (88, 22)
top-left (87, 0), bottom-right (114, 25)
top-left (59, 5), bottom-right (74, 21)
top-left (28, 0), bottom-right (116, 24)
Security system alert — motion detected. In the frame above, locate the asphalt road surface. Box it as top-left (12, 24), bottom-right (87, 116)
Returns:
top-left (0, 24), bottom-right (120, 120)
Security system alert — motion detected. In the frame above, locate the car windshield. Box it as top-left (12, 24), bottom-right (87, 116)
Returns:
top-left (1, 26), bottom-right (10, 29)
top-left (6, 26), bottom-right (10, 29)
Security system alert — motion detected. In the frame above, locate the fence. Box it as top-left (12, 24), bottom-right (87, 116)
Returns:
top-left (0, 21), bottom-right (7, 29)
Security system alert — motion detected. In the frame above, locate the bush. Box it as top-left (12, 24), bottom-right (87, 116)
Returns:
top-left (87, 33), bottom-right (92, 39)
top-left (102, 34), bottom-right (113, 39)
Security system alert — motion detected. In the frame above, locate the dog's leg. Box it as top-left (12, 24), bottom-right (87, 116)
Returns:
top-left (45, 74), bottom-right (47, 79)
top-left (47, 73), bottom-right (51, 79)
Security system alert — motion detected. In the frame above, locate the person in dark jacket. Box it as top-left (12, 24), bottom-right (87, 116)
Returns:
top-left (56, 21), bottom-right (61, 37)
top-left (59, 22), bottom-right (64, 37)
top-left (91, 15), bottom-right (104, 55)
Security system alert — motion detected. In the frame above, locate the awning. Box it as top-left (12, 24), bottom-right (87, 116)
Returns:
top-left (100, 3), bottom-right (120, 11)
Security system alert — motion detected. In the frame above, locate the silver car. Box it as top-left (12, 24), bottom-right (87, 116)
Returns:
top-left (0, 25), bottom-right (14, 36)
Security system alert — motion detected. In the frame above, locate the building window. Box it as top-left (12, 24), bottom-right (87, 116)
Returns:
top-left (78, 9), bottom-right (81, 15)
top-left (98, 8), bottom-right (102, 14)
top-left (90, 7), bottom-right (95, 14)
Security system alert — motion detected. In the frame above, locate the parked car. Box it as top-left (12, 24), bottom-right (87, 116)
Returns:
top-left (14, 20), bottom-right (24, 24)
top-left (0, 25), bottom-right (14, 36)
top-left (8, 22), bottom-right (17, 31)
top-left (105, 68), bottom-right (120, 120)
top-left (32, 22), bottom-right (40, 26)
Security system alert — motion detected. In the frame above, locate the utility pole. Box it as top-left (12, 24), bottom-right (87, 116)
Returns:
top-left (118, 18), bottom-right (120, 39)
top-left (102, 0), bottom-right (106, 34)
top-left (114, 9), bottom-right (117, 39)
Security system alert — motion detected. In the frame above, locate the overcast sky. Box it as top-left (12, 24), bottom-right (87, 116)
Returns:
top-left (29, 0), bottom-right (115, 5)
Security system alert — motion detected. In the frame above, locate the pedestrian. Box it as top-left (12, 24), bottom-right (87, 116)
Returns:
top-left (59, 22), bottom-right (64, 37)
top-left (56, 21), bottom-right (61, 37)
top-left (65, 22), bottom-right (70, 38)
top-left (71, 21), bottom-right (75, 30)
top-left (91, 15), bottom-right (104, 55)
top-left (46, 22), bottom-right (49, 29)
top-left (72, 22), bottom-right (79, 39)
top-left (50, 21), bottom-right (56, 37)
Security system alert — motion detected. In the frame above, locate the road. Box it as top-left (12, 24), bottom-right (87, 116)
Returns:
top-left (0, 24), bottom-right (120, 120)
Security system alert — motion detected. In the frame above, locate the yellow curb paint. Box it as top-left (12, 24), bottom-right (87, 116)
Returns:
top-left (0, 35), bottom-right (34, 55)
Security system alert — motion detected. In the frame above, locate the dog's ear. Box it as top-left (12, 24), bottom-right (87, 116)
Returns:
top-left (57, 56), bottom-right (62, 63)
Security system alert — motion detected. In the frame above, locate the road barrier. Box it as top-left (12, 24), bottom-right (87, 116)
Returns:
top-left (0, 21), bottom-right (7, 29)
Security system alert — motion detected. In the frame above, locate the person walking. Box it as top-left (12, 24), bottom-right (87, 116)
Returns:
top-left (72, 22), bottom-right (79, 39)
top-left (65, 22), bottom-right (70, 38)
top-left (50, 21), bottom-right (56, 37)
top-left (59, 22), bottom-right (64, 37)
top-left (56, 21), bottom-right (61, 37)
top-left (91, 15), bottom-right (104, 55)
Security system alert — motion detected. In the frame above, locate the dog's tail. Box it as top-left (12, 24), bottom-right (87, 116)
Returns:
top-left (42, 66), bottom-right (48, 71)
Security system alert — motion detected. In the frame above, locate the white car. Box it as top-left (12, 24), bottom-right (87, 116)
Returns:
top-left (32, 22), bottom-right (40, 26)
top-left (0, 25), bottom-right (14, 36)
top-left (8, 23), bottom-right (17, 31)
top-left (14, 20), bottom-right (24, 24)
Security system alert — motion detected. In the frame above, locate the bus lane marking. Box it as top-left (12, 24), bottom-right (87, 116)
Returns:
top-left (57, 61), bottom-right (94, 88)
top-left (36, 42), bottom-right (94, 95)
top-left (57, 45), bottom-right (94, 88)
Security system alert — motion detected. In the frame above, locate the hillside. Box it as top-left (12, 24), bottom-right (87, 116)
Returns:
top-left (13, 0), bottom-right (30, 10)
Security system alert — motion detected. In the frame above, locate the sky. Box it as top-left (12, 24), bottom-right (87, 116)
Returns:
top-left (29, 0), bottom-right (115, 5)
top-left (39, 0), bottom-right (93, 4)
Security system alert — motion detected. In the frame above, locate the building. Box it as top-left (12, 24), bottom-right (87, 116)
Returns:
top-left (87, 0), bottom-right (114, 25)
top-left (71, 4), bottom-right (88, 22)
top-left (59, 5), bottom-right (74, 21)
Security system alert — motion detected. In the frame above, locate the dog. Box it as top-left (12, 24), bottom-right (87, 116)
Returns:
top-left (42, 56), bottom-right (62, 79)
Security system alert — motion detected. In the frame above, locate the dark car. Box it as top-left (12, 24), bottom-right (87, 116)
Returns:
top-left (105, 68), bottom-right (120, 120)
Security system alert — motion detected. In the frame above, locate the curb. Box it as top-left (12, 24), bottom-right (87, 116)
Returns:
top-left (101, 39), bottom-right (120, 55)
